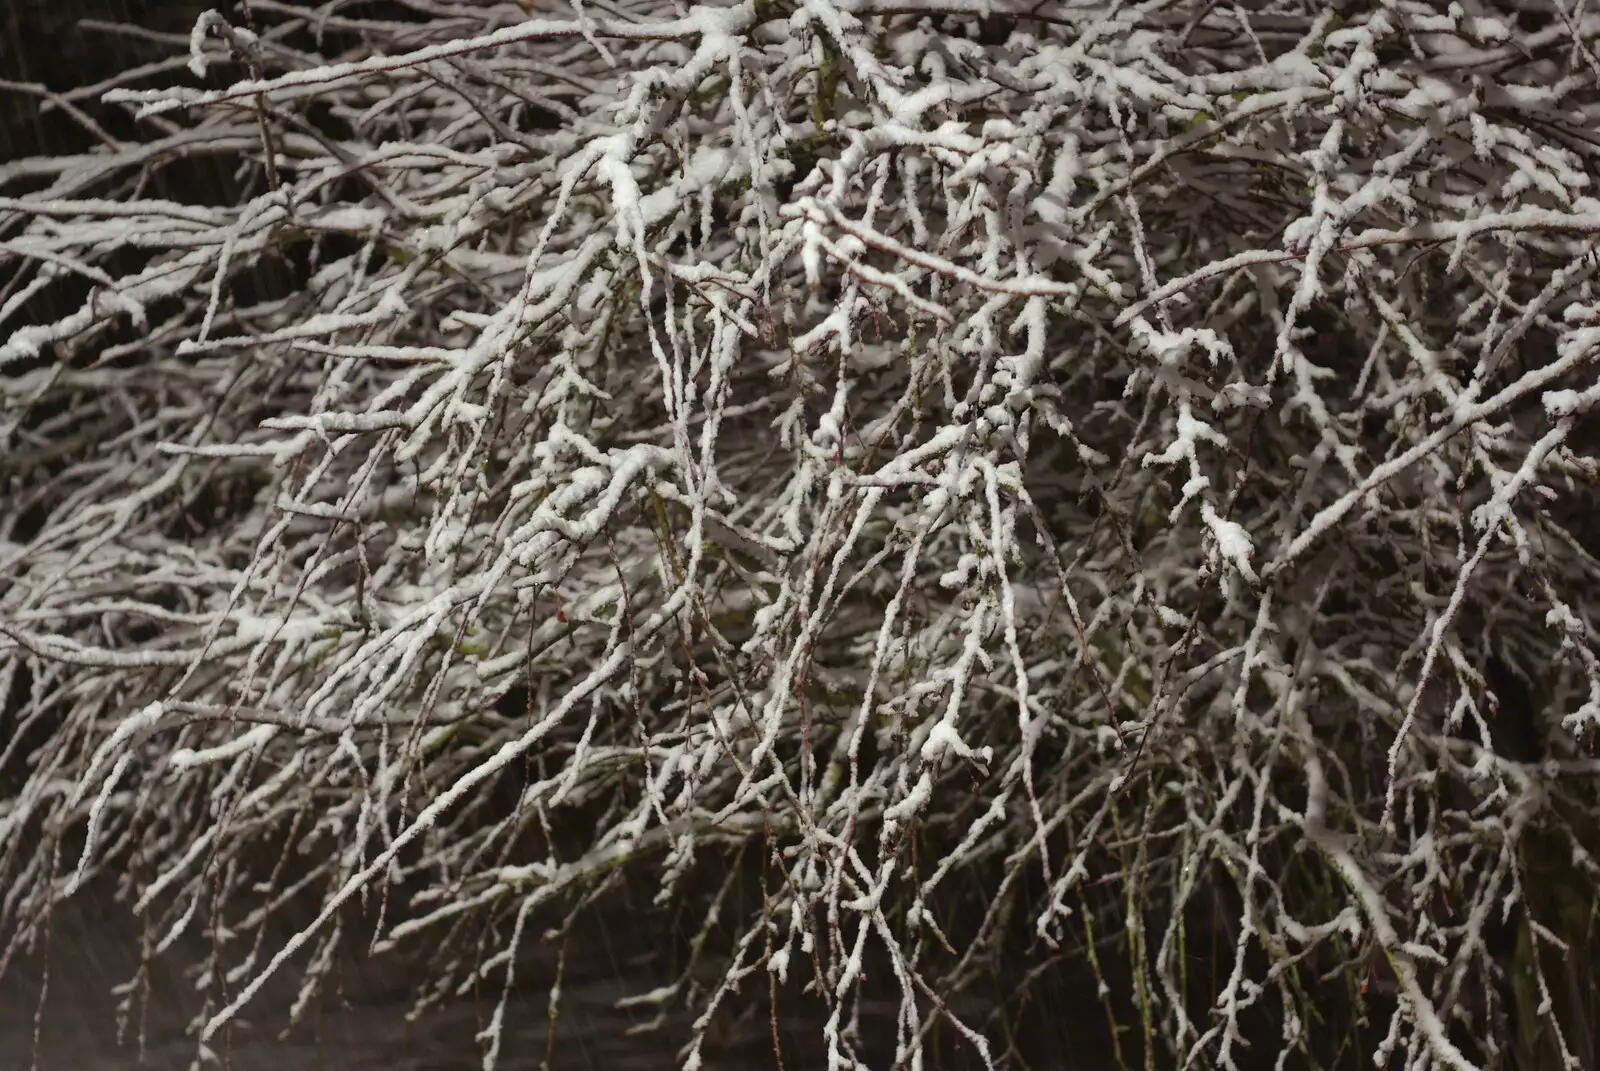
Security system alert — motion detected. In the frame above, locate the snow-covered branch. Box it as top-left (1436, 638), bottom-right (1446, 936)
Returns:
top-left (3, 0), bottom-right (1600, 1067)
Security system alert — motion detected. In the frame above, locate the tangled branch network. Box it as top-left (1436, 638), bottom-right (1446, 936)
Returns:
top-left (4, 0), bottom-right (1600, 1067)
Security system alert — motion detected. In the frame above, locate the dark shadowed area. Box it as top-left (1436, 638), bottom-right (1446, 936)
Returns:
top-left (0, 872), bottom-right (1093, 1071)
top-left (0, 880), bottom-right (724, 1070)
top-left (1, 1), bottom-right (199, 158)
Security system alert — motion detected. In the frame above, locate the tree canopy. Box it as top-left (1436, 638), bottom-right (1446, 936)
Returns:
top-left (3, 1), bottom-right (1600, 1068)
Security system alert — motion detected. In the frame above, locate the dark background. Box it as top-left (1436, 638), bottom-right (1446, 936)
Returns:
top-left (1, 0), bottom-right (212, 160)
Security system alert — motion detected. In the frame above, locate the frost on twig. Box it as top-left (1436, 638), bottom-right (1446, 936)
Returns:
top-left (3, 1), bottom-right (1600, 1068)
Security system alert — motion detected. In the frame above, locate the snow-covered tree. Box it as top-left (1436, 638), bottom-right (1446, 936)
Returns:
top-left (4, 0), bottom-right (1600, 1067)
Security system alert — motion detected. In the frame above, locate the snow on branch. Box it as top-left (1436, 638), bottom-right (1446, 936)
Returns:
top-left (2, 0), bottom-right (1600, 1068)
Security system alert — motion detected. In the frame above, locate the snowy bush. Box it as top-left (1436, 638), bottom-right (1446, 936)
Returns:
top-left (4, 0), bottom-right (1600, 1067)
